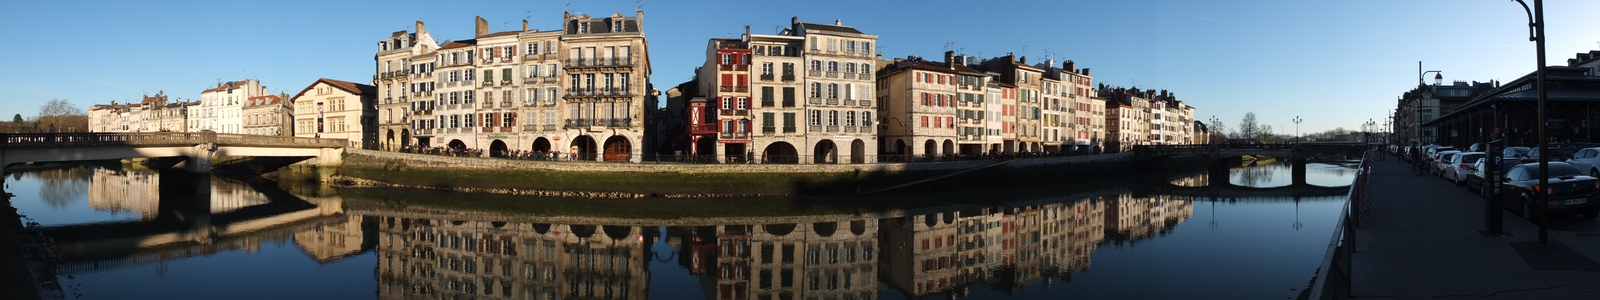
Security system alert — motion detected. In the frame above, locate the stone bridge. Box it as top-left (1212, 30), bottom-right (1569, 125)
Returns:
top-left (1133, 143), bottom-right (1370, 160)
top-left (0, 132), bottom-right (346, 173)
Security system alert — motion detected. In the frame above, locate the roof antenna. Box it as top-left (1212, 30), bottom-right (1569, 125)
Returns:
top-left (635, 0), bottom-right (644, 11)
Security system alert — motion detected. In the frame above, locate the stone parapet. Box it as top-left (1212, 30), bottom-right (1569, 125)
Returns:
top-left (345, 149), bottom-right (1131, 174)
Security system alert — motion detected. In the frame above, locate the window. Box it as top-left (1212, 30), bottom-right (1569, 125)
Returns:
top-left (762, 63), bottom-right (774, 75)
top-left (827, 110), bottom-right (838, 126)
top-left (809, 110), bottom-right (820, 126)
top-left (721, 97), bottom-right (732, 110)
top-left (528, 42), bottom-right (539, 55)
top-left (762, 87), bottom-right (775, 107)
top-left (721, 54), bottom-right (732, 65)
top-left (763, 112), bottom-right (775, 133)
top-left (845, 111), bottom-right (856, 126)
top-left (782, 87), bottom-right (795, 107)
top-left (921, 116), bottom-right (928, 128)
top-left (737, 97), bottom-right (748, 110)
top-left (783, 113), bottom-right (796, 132)
top-left (810, 60), bottom-right (821, 71)
top-left (782, 63), bottom-right (794, 77)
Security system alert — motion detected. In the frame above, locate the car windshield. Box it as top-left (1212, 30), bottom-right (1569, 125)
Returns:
top-left (1506, 147), bottom-right (1531, 155)
top-left (1523, 163), bottom-right (1584, 177)
top-left (1459, 154), bottom-right (1485, 164)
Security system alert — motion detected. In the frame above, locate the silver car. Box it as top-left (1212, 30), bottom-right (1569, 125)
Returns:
top-left (1448, 152), bottom-right (1485, 185)
top-left (1565, 147), bottom-right (1600, 177)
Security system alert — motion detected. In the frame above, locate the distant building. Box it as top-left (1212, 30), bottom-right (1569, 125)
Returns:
top-left (242, 94), bottom-right (290, 136)
top-left (194, 79), bottom-right (269, 134)
top-left (290, 78), bottom-right (377, 148)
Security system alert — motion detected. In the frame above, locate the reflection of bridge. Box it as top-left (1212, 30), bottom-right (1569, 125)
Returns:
top-left (0, 132), bottom-right (346, 173)
top-left (1140, 182), bottom-right (1350, 200)
top-left (41, 174), bottom-right (346, 273)
top-left (1133, 143), bottom-right (1370, 159)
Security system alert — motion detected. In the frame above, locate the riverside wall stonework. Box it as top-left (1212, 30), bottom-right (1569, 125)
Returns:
top-left (343, 149), bottom-right (1133, 174)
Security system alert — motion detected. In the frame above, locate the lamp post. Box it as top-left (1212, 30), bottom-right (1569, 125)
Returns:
top-left (1419, 65), bottom-right (1442, 146)
top-left (1292, 116), bottom-right (1302, 144)
top-left (1512, 0), bottom-right (1550, 246)
top-left (1210, 115), bottom-right (1221, 144)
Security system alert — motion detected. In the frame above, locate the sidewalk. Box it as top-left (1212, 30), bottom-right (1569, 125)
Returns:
top-left (1353, 156), bottom-right (1600, 299)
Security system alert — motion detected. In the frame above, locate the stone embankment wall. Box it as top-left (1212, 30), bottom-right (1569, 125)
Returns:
top-left (330, 150), bottom-right (1134, 198)
top-left (343, 149), bottom-right (1130, 173)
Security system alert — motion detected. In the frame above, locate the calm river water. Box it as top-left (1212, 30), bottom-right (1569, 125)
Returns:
top-left (7, 159), bottom-right (1358, 300)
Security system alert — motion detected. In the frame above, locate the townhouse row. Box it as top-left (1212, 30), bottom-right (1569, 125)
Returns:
top-left (88, 10), bottom-right (1202, 164)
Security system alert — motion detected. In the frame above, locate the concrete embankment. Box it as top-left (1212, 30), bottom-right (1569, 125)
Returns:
top-left (328, 150), bottom-right (1135, 198)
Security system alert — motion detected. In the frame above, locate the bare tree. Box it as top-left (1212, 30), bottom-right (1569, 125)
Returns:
top-left (1238, 112), bottom-right (1261, 141)
top-left (34, 98), bottom-right (87, 132)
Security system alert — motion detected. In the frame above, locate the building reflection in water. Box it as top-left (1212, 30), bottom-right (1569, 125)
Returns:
top-left (87, 167), bottom-right (272, 219)
top-left (370, 217), bottom-right (656, 300)
top-left (348, 193), bottom-right (1192, 300)
top-left (51, 166), bottom-right (1201, 299)
top-left (671, 218), bottom-right (878, 300)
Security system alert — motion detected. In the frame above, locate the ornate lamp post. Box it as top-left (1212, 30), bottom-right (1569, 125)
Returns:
top-left (1292, 116), bottom-right (1303, 143)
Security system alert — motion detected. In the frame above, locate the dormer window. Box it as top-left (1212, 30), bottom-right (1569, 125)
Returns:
top-left (613, 20), bottom-right (623, 32)
top-left (580, 22), bottom-right (589, 33)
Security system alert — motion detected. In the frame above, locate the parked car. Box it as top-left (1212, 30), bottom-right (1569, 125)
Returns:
top-left (1503, 146), bottom-right (1532, 160)
top-left (1564, 147), bottom-right (1600, 177)
top-left (1448, 152), bottom-right (1486, 185)
top-left (1428, 146), bottom-right (1457, 161)
top-left (1498, 162), bottom-right (1600, 220)
top-left (1468, 143), bottom-right (1483, 152)
top-left (1524, 146), bottom-right (1569, 163)
top-left (1465, 158), bottom-right (1523, 193)
top-left (1433, 150), bottom-right (1462, 177)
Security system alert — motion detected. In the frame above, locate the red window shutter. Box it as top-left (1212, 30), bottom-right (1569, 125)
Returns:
top-left (721, 74), bottom-right (732, 86)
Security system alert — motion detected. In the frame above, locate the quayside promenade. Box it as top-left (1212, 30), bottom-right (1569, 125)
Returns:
top-left (1353, 156), bottom-right (1600, 299)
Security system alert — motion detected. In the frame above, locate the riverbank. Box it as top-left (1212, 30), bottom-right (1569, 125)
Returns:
top-left (326, 150), bottom-right (1138, 198)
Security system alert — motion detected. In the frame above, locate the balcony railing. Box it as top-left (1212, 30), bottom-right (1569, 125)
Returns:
top-left (499, 101), bottom-right (513, 108)
top-left (808, 125), bottom-right (821, 132)
top-left (604, 118), bottom-right (633, 127)
top-left (783, 126), bottom-right (796, 133)
top-left (762, 126), bottom-right (775, 133)
top-left (719, 109), bottom-right (748, 116)
top-left (825, 98), bottom-right (839, 105)
top-left (808, 70), bottom-right (822, 77)
top-left (524, 77), bottom-right (538, 84)
top-left (564, 119), bottom-right (591, 128)
top-left (860, 99), bottom-right (873, 107)
top-left (735, 86), bottom-right (748, 93)
top-left (843, 99), bottom-right (855, 106)
top-left (860, 126), bottom-right (873, 133)
top-left (384, 97), bottom-right (393, 104)
top-left (843, 126), bottom-right (856, 133)
top-left (568, 57), bottom-right (633, 67)
top-left (808, 97), bottom-right (822, 105)
top-left (691, 123), bottom-right (719, 134)
top-left (825, 71), bottom-right (839, 78)
top-left (826, 125), bottom-right (839, 132)
top-left (844, 73), bottom-right (856, 79)
top-left (543, 124), bottom-right (557, 131)
top-left (781, 75), bottom-right (796, 82)
top-left (482, 81), bottom-right (494, 87)
top-left (760, 74), bottom-right (774, 81)
top-left (523, 124), bottom-right (539, 131)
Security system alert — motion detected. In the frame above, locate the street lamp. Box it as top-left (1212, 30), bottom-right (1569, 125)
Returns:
top-left (1292, 116), bottom-right (1302, 144)
top-left (1512, 0), bottom-right (1550, 246)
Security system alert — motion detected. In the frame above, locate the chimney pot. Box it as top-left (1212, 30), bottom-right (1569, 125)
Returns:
top-left (1019, 56), bottom-right (1027, 64)
top-left (416, 20), bottom-right (426, 34)
top-left (475, 16), bottom-right (488, 37)
top-left (835, 19), bottom-right (842, 26)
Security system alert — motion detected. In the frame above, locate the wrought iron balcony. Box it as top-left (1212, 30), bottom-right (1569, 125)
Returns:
top-left (808, 97), bottom-right (822, 105)
top-left (808, 70), bottom-right (822, 77)
top-left (760, 74), bottom-right (774, 81)
top-left (825, 98), bottom-right (839, 105)
top-left (691, 123), bottom-right (719, 134)
top-left (781, 75), bottom-right (796, 82)
top-left (843, 99), bottom-right (855, 106)
top-left (826, 125), bottom-right (839, 132)
top-left (859, 99), bottom-right (873, 107)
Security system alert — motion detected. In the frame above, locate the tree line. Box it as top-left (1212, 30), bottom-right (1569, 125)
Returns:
top-left (5, 98), bottom-right (88, 133)
top-left (1206, 111), bottom-right (1377, 144)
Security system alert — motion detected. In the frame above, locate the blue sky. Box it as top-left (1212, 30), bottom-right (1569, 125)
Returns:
top-left (3, 0), bottom-right (1598, 134)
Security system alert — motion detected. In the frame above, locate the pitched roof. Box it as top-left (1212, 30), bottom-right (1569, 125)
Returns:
top-left (438, 39), bottom-right (477, 50)
top-left (289, 78), bottom-right (376, 103)
top-left (798, 22), bottom-right (863, 34)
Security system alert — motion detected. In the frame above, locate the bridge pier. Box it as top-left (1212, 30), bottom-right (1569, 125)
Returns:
top-left (1209, 162), bottom-right (1232, 188)
top-left (157, 170), bottom-right (215, 242)
top-left (1292, 157), bottom-right (1308, 187)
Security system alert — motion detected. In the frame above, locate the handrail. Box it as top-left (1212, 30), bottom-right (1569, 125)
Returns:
top-left (1308, 150), bottom-right (1369, 299)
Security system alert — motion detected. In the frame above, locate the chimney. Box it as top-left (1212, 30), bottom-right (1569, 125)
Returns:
top-left (744, 25), bottom-right (750, 39)
top-left (522, 20), bottom-right (528, 31)
top-left (416, 20), bottom-right (426, 34)
top-left (1082, 68), bottom-right (1090, 76)
top-left (1064, 60), bottom-right (1075, 73)
top-left (1019, 56), bottom-right (1026, 64)
top-left (835, 19), bottom-right (842, 26)
top-left (944, 51), bottom-right (956, 68)
top-left (791, 16), bottom-right (799, 28)
top-left (475, 16), bottom-right (488, 37)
